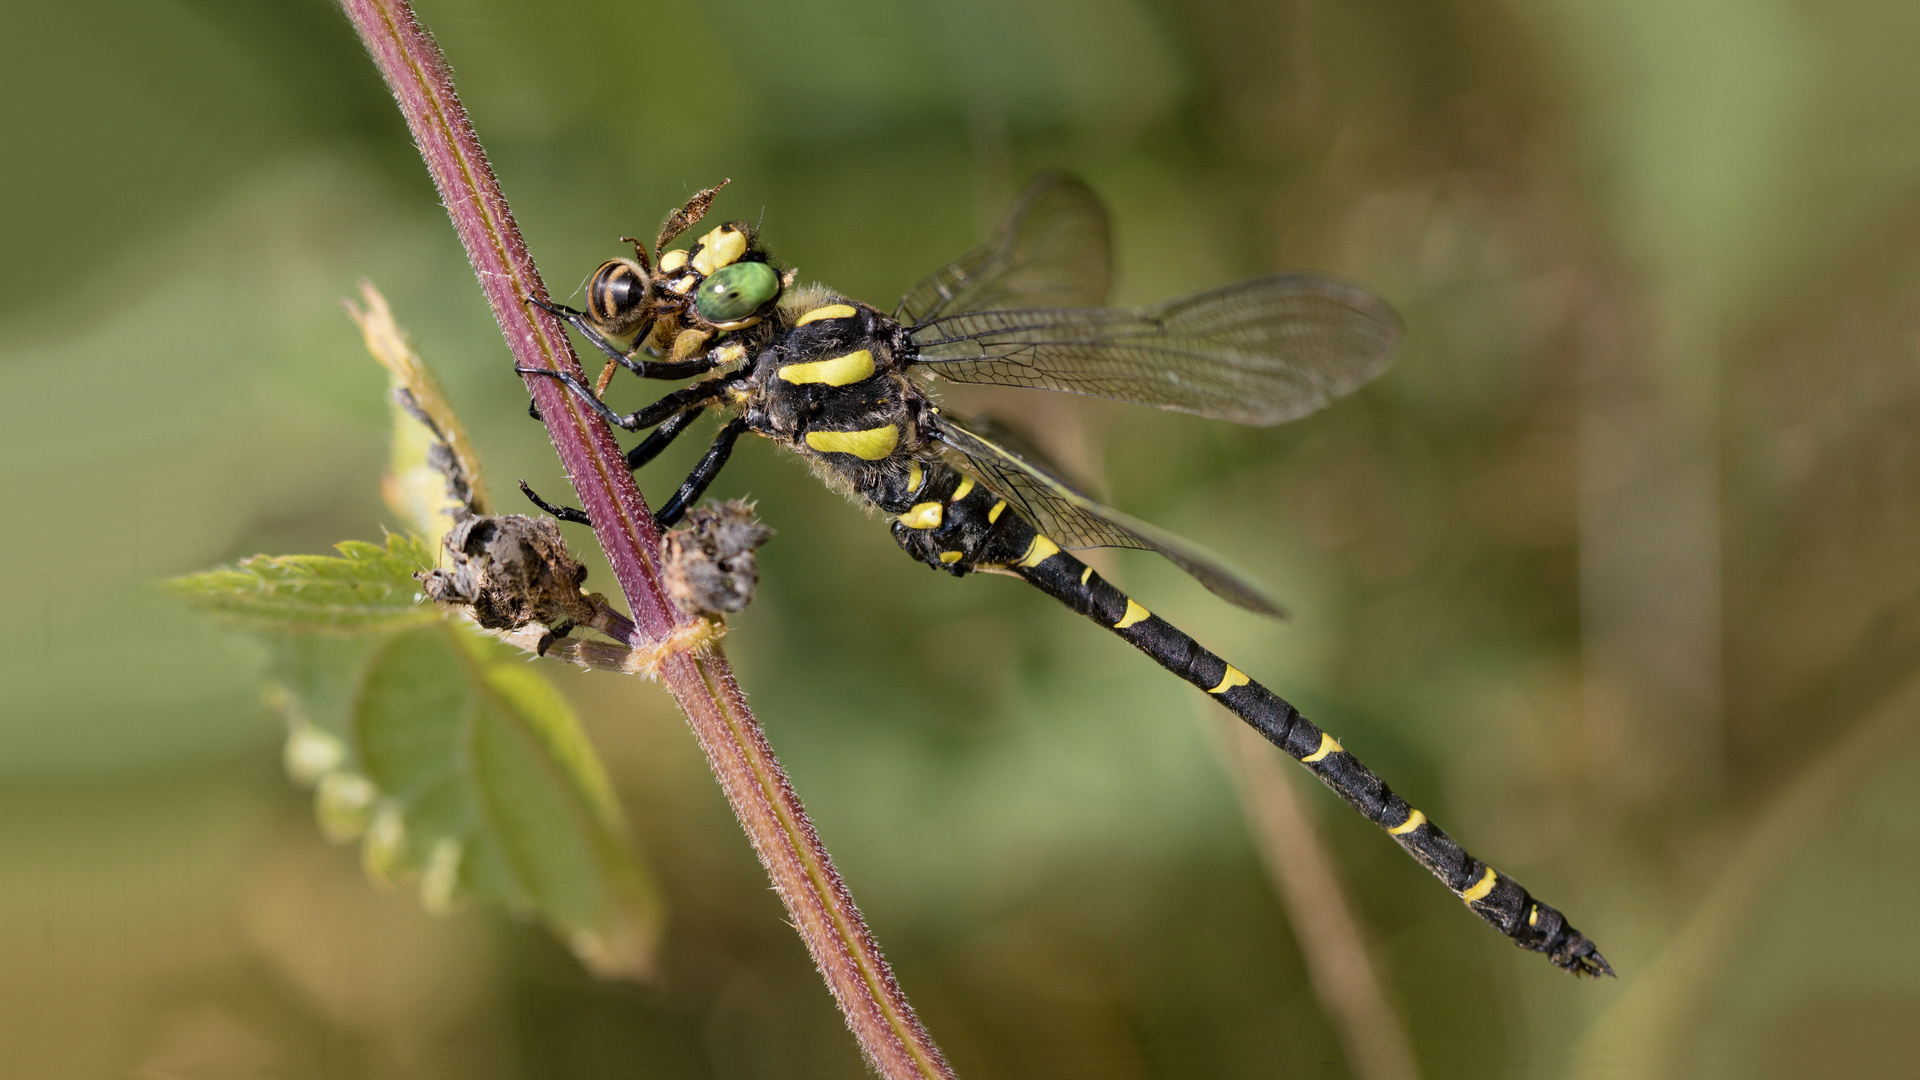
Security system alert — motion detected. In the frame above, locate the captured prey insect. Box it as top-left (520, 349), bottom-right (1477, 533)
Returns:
top-left (520, 173), bottom-right (1612, 976)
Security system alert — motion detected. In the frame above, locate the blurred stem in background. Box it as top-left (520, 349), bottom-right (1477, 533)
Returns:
top-left (1205, 703), bottom-right (1424, 1080)
top-left (1033, 274), bottom-right (1427, 1075)
top-left (1568, 622), bottom-right (1920, 1080)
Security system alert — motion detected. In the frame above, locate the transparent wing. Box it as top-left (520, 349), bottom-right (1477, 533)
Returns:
top-left (929, 412), bottom-right (1286, 617)
top-left (895, 172), bottom-right (1112, 324)
top-left (909, 275), bottom-right (1402, 426)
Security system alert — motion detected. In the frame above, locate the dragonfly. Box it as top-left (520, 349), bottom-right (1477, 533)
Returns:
top-left (519, 173), bottom-right (1610, 976)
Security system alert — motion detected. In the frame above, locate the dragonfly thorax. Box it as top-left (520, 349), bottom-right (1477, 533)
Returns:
top-left (737, 289), bottom-right (932, 511)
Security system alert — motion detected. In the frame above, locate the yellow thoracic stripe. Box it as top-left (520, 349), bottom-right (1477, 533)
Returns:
top-left (1079, 566), bottom-right (1093, 585)
top-left (938, 551), bottom-right (963, 564)
top-left (952, 476), bottom-right (975, 500)
top-left (906, 460), bottom-right (924, 495)
top-left (897, 502), bottom-right (943, 530)
top-left (1115, 599), bottom-right (1150, 628)
top-left (1301, 732), bottom-right (1343, 763)
top-left (1017, 535), bottom-right (1060, 567)
top-left (1461, 866), bottom-right (1498, 903)
top-left (1388, 809), bottom-right (1426, 836)
top-left (805, 424), bottom-right (899, 460)
top-left (780, 349), bottom-right (874, 386)
top-left (1207, 665), bottom-right (1249, 694)
top-left (987, 500), bottom-right (1006, 523)
top-left (794, 302), bottom-right (857, 326)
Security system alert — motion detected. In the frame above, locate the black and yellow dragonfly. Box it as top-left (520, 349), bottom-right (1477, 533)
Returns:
top-left (521, 173), bottom-right (1610, 976)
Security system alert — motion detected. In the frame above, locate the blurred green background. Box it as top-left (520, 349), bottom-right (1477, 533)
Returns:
top-left (7, 0), bottom-right (1920, 1076)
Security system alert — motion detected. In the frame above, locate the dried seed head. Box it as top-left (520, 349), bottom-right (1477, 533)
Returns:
top-left (663, 500), bottom-right (775, 617)
top-left (418, 514), bottom-right (601, 636)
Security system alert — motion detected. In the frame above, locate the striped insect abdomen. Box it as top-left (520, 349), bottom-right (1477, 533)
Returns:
top-left (888, 472), bottom-right (1611, 976)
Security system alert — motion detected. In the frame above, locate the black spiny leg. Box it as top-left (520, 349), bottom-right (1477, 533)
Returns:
top-left (526, 298), bottom-right (717, 381)
top-left (652, 418), bottom-right (748, 529)
top-left (519, 480), bottom-right (592, 526)
top-left (517, 368), bottom-right (731, 432)
top-left (627, 407), bottom-right (705, 471)
top-left (518, 408), bottom-right (734, 529)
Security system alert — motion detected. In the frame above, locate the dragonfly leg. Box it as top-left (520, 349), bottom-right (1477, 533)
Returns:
top-left (519, 403), bottom-right (727, 527)
top-left (652, 418), bottom-right (748, 529)
top-left (518, 480), bottom-right (592, 526)
top-left (626, 406), bottom-right (705, 472)
top-left (517, 368), bottom-right (727, 432)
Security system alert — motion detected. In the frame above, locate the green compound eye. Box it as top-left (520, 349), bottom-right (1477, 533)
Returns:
top-left (694, 260), bottom-right (780, 323)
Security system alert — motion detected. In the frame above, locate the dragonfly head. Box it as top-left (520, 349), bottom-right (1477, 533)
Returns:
top-left (658, 221), bottom-right (790, 332)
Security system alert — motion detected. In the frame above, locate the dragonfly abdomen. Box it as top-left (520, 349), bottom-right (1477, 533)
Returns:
top-left (892, 489), bottom-right (1613, 977)
top-left (886, 460), bottom-right (1036, 571)
top-left (1019, 543), bottom-right (1612, 976)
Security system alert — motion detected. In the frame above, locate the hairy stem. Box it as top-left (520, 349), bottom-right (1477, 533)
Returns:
top-left (338, 2), bottom-right (952, 1075)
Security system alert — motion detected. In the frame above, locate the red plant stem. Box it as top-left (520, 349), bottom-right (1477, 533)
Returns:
top-left (339, 3), bottom-right (953, 1075)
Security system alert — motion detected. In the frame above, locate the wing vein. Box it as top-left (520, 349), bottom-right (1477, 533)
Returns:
top-left (929, 414), bottom-right (1286, 616)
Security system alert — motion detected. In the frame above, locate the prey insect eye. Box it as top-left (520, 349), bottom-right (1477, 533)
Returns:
top-left (585, 258), bottom-right (653, 337)
top-left (694, 260), bottom-right (780, 324)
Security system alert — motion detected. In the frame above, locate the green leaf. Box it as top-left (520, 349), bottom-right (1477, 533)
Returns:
top-left (274, 622), bottom-right (663, 980)
top-left (169, 288), bottom-right (657, 979)
top-left (164, 534), bottom-right (440, 633)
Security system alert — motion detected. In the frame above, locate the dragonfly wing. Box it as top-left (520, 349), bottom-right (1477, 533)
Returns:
top-left (910, 274), bottom-right (1402, 426)
top-left (895, 172), bottom-right (1113, 324)
top-left (930, 412), bottom-right (1287, 617)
